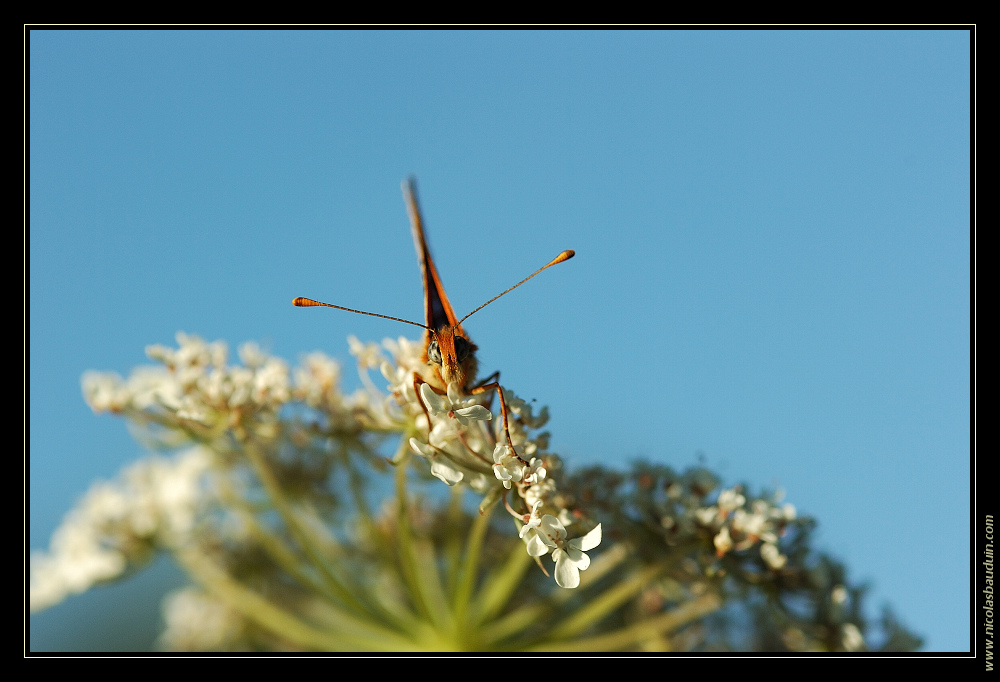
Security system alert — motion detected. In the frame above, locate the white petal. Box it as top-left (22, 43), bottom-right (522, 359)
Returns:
top-left (524, 532), bottom-right (551, 557)
top-left (408, 438), bottom-right (435, 458)
top-left (559, 544), bottom-right (581, 564)
top-left (493, 464), bottom-right (512, 482)
top-left (492, 442), bottom-right (509, 464)
top-left (572, 523), bottom-right (602, 552)
top-left (430, 459), bottom-right (464, 486)
top-left (455, 405), bottom-right (492, 422)
top-left (420, 383), bottom-right (448, 414)
top-left (553, 551), bottom-right (581, 589)
top-left (539, 515), bottom-right (567, 542)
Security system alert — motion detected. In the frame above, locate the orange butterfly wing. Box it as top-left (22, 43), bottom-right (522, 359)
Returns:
top-left (402, 178), bottom-right (464, 336)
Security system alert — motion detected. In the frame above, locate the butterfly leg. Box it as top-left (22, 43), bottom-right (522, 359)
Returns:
top-left (472, 371), bottom-right (500, 389)
top-left (412, 374), bottom-right (435, 444)
top-left (470, 381), bottom-right (524, 463)
top-left (471, 371), bottom-right (500, 414)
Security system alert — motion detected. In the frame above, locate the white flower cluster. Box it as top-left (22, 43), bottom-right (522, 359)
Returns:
top-left (157, 587), bottom-right (246, 652)
top-left (34, 333), bottom-right (367, 613)
top-left (30, 447), bottom-right (211, 613)
top-left (47, 333), bottom-right (601, 607)
top-left (81, 332), bottom-right (383, 440)
top-left (82, 333), bottom-right (292, 438)
top-left (34, 330), bottom-right (598, 619)
top-left (378, 336), bottom-right (601, 589)
top-left (695, 487), bottom-right (796, 570)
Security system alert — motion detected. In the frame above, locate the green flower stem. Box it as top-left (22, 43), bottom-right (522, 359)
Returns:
top-left (240, 507), bottom-right (339, 601)
top-left (450, 492), bottom-right (492, 622)
top-left (528, 591), bottom-right (723, 652)
top-left (442, 486), bottom-right (466, 598)
top-left (242, 438), bottom-right (369, 615)
top-left (213, 475), bottom-right (340, 604)
top-left (393, 462), bottom-right (454, 639)
top-left (413, 538), bottom-right (459, 646)
top-left (345, 445), bottom-right (377, 531)
top-left (176, 548), bottom-right (422, 652)
top-left (547, 562), bottom-right (668, 639)
top-left (483, 544), bottom-right (629, 649)
top-left (469, 533), bottom-right (533, 626)
top-left (480, 600), bottom-right (550, 647)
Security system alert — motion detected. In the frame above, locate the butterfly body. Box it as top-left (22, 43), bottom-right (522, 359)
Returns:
top-left (403, 179), bottom-right (480, 394)
top-left (293, 178), bottom-right (574, 441)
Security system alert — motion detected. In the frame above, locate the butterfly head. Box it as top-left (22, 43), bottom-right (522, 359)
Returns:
top-left (424, 325), bottom-right (479, 391)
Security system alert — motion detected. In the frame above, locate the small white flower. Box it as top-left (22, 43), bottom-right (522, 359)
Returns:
top-left (518, 501), bottom-right (544, 539)
top-left (522, 458), bottom-right (546, 486)
top-left (250, 358), bottom-right (291, 405)
top-left (831, 584), bottom-right (848, 605)
top-left (695, 506), bottom-right (720, 527)
top-left (348, 335), bottom-right (384, 369)
top-left (522, 513), bottom-right (562, 557)
top-left (382, 362), bottom-right (418, 404)
top-left (81, 371), bottom-right (129, 413)
top-left (522, 528), bottom-right (551, 558)
top-left (492, 442), bottom-right (525, 490)
top-left (714, 526), bottom-right (733, 557)
top-left (518, 502), bottom-right (551, 556)
top-left (552, 523), bottom-right (602, 589)
top-left (158, 588), bottom-right (245, 652)
top-left (238, 341), bottom-right (268, 369)
top-left (382, 336), bottom-right (424, 373)
top-left (732, 509), bottom-right (767, 538)
top-left (294, 352), bottom-right (341, 407)
top-left (841, 623), bottom-right (865, 652)
top-left (30, 448), bottom-right (211, 613)
top-left (525, 515), bottom-right (602, 589)
top-left (760, 542), bottom-right (787, 570)
top-left (420, 383), bottom-right (492, 425)
top-left (523, 477), bottom-right (555, 509)
top-left (717, 488), bottom-right (745, 512)
top-left (408, 438), bottom-right (464, 486)
top-left (500, 388), bottom-right (549, 429)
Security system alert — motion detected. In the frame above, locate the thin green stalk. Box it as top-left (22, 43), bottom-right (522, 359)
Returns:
top-left (392, 461), bottom-right (441, 628)
top-left (177, 548), bottom-right (422, 652)
top-left (242, 438), bottom-right (368, 615)
top-left (344, 441), bottom-right (378, 530)
top-left (480, 601), bottom-right (550, 648)
top-left (469, 534), bottom-right (534, 626)
top-left (527, 591), bottom-right (723, 652)
top-left (442, 485), bottom-right (466, 598)
top-left (240, 509), bottom-right (333, 598)
top-left (214, 472), bottom-right (350, 606)
top-left (451, 503), bottom-right (493, 623)
top-left (411, 538), bottom-right (457, 645)
top-left (546, 562), bottom-right (668, 640)
top-left (479, 544), bottom-right (638, 648)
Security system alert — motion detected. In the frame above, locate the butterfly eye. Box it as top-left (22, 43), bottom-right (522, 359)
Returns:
top-left (427, 340), bottom-right (443, 365)
top-left (454, 337), bottom-right (471, 363)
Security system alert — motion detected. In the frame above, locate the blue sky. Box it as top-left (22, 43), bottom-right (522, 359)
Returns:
top-left (29, 30), bottom-right (971, 652)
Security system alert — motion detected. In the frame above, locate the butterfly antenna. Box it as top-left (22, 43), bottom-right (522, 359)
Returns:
top-left (457, 250), bottom-right (575, 326)
top-left (293, 297), bottom-right (430, 331)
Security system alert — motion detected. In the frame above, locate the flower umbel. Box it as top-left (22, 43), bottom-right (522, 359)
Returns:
top-left (29, 332), bottom-right (915, 653)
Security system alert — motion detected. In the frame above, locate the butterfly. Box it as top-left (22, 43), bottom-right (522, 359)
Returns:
top-left (294, 178), bottom-right (574, 448)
